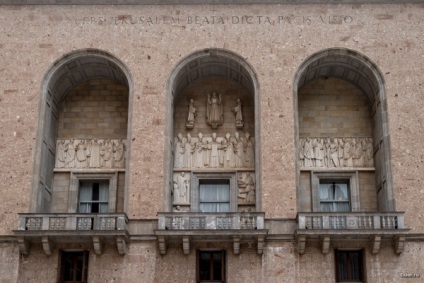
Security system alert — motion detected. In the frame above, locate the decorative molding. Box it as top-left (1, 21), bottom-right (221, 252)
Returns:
top-left (233, 236), bottom-right (241, 255)
top-left (371, 235), bottom-right (381, 254)
top-left (41, 236), bottom-right (53, 256)
top-left (297, 235), bottom-right (306, 254)
top-left (257, 235), bottom-right (265, 255)
top-left (93, 236), bottom-right (103, 255)
top-left (116, 236), bottom-right (127, 255)
top-left (17, 237), bottom-right (29, 256)
top-left (394, 236), bottom-right (406, 254)
top-left (3, 0), bottom-right (420, 5)
top-left (321, 236), bottom-right (330, 254)
top-left (182, 236), bottom-right (190, 255)
top-left (158, 236), bottom-right (166, 255)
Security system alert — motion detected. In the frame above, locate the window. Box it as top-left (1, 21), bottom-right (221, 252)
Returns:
top-left (311, 172), bottom-right (359, 212)
top-left (199, 180), bottom-right (230, 212)
top-left (335, 250), bottom-right (364, 282)
top-left (197, 250), bottom-right (226, 283)
top-left (319, 180), bottom-right (350, 212)
top-left (190, 173), bottom-right (237, 212)
top-left (78, 180), bottom-right (109, 213)
top-left (69, 172), bottom-right (117, 213)
top-left (59, 251), bottom-right (89, 283)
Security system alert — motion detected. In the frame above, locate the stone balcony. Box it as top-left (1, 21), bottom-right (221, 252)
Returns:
top-left (14, 213), bottom-right (129, 256)
top-left (155, 212), bottom-right (268, 255)
top-left (296, 212), bottom-right (409, 255)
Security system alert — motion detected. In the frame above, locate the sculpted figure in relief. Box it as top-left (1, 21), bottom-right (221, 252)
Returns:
top-left (100, 139), bottom-right (114, 168)
top-left (233, 132), bottom-right (245, 168)
top-left (194, 133), bottom-right (206, 168)
top-left (221, 133), bottom-right (235, 168)
top-left (238, 172), bottom-right (255, 204)
top-left (183, 133), bottom-right (194, 168)
top-left (209, 133), bottom-right (221, 168)
top-left (172, 172), bottom-right (190, 204)
top-left (233, 98), bottom-right (244, 129)
top-left (88, 138), bottom-right (102, 168)
top-left (174, 133), bottom-right (185, 168)
top-left (340, 138), bottom-right (353, 167)
top-left (56, 140), bottom-right (67, 168)
top-left (365, 138), bottom-right (374, 167)
top-left (303, 138), bottom-right (315, 167)
top-left (75, 140), bottom-right (89, 168)
top-left (299, 137), bottom-right (374, 168)
top-left (113, 139), bottom-right (126, 168)
top-left (244, 132), bottom-right (254, 168)
top-left (186, 99), bottom-right (196, 129)
top-left (329, 138), bottom-right (340, 167)
top-left (313, 138), bottom-right (324, 167)
top-left (65, 139), bottom-right (76, 168)
top-left (206, 92), bottom-right (223, 129)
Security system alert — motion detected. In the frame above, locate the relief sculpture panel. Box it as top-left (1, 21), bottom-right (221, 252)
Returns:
top-left (299, 137), bottom-right (373, 168)
top-left (55, 139), bottom-right (126, 169)
top-left (174, 132), bottom-right (254, 169)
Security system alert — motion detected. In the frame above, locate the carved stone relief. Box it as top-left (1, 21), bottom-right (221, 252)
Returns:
top-left (299, 137), bottom-right (374, 168)
top-left (174, 132), bottom-right (254, 169)
top-left (206, 92), bottom-right (224, 129)
top-left (237, 172), bottom-right (255, 204)
top-left (55, 139), bottom-right (126, 169)
top-left (172, 172), bottom-right (190, 205)
top-left (185, 99), bottom-right (196, 129)
top-left (233, 98), bottom-right (243, 129)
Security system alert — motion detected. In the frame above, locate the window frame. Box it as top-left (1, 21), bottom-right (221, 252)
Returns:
top-left (197, 250), bottom-right (226, 283)
top-left (58, 250), bottom-right (89, 283)
top-left (68, 172), bottom-right (118, 213)
top-left (334, 249), bottom-right (365, 283)
top-left (311, 171), bottom-right (359, 212)
top-left (190, 173), bottom-right (237, 212)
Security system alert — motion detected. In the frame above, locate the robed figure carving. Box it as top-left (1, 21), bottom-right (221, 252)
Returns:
top-left (206, 92), bottom-right (224, 129)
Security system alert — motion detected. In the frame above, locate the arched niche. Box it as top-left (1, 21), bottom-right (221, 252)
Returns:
top-left (293, 48), bottom-right (394, 212)
top-left (164, 49), bottom-right (261, 213)
top-left (31, 49), bottom-right (133, 213)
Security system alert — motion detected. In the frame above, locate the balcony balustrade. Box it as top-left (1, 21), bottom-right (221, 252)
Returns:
top-left (296, 212), bottom-right (409, 255)
top-left (14, 213), bottom-right (129, 256)
top-left (155, 212), bottom-right (267, 255)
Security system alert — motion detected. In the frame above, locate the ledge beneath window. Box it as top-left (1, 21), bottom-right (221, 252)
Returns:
top-left (155, 212), bottom-right (268, 255)
top-left (296, 212), bottom-right (409, 255)
top-left (14, 213), bottom-right (129, 256)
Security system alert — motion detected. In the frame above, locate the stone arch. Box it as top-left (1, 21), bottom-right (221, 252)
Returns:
top-left (293, 48), bottom-right (394, 212)
top-left (31, 49), bottom-right (133, 213)
top-left (164, 48), bottom-right (261, 212)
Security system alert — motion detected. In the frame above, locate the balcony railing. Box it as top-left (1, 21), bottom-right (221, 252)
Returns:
top-left (15, 213), bottom-right (129, 255)
top-left (297, 212), bottom-right (405, 230)
top-left (157, 212), bottom-right (265, 230)
top-left (156, 212), bottom-right (267, 255)
top-left (17, 213), bottom-right (128, 231)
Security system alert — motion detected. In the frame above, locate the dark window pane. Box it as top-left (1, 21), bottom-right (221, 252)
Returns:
top-left (335, 250), bottom-right (363, 282)
top-left (198, 251), bottom-right (225, 282)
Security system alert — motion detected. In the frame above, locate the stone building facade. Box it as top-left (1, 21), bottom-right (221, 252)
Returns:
top-left (0, 1), bottom-right (423, 282)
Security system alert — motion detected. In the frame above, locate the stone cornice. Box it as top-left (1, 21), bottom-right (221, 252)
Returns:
top-left (0, 0), bottom-right (422, 5)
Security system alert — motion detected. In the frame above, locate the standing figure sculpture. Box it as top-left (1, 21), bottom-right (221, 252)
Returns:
top-left (186, 99), bottom-right (196, 129)
top-left (206, 92), bottom-right (224, 129)
top-left (233, 132), bottom-right (245, 168)
top-left (174, 133), bottom-right (185, 168)
top-left (244, 132), bottom-right (254, 168)
top-left (233, 98), bottom-right (244, 128)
